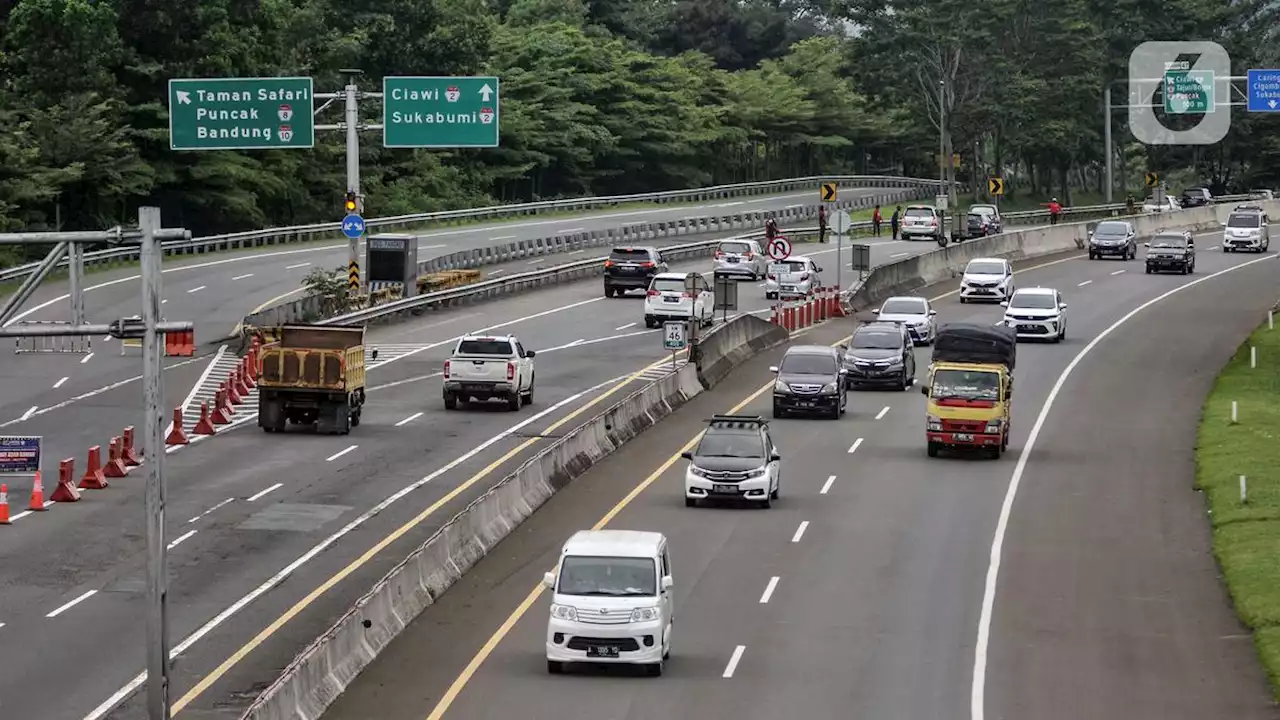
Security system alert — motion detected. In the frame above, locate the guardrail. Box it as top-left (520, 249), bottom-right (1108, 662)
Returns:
top-left (0, 174), bottom-right (958, 284)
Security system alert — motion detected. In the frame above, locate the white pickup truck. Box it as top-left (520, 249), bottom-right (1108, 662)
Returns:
top-left (443, 334), bottom-right (536, 411)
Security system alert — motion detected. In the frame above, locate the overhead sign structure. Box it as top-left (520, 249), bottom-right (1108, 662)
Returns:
top-left (1163, 69), bottom-right (1214, 114)
top-left (988, 177), bottom-right (1005, 196)
top-left (342, 214), bottom-right (365, 240)
top-left (168, 77), bottom-right (315, 150)
top-left (1246, 69), bottom-right (1280, 112)
top-left (820, 182), bottom-right (837, 202)
top-left (0, 436), bottom-right (41, 474)
top-left (766, 237), bottom-right (792, 261)
top-left (1145, 171), bottom-right (1160, 188)
top-left (663, 321), bottom-right (687, 350)
top-left (383, 76), bottom-right (500, 148)
top-left (829, 210), bottom-right (853, 235)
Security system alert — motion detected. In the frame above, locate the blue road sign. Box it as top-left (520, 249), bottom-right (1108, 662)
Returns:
top-left (1247, 69), bottom-right (1280, 112)
top-left (0, 436), bottom-right (41, 474)
top-left (342, 213), bottom-right (366, 239)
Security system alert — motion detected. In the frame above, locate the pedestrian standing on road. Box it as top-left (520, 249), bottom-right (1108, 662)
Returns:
top-left (890, 206), bottom-right (901, 240)
top-left (765, 215), bottom-right (778, 243)
top-left (818, 205), bottom-right (828, 243)
top-left (872, 205), bottom-right (883, 237)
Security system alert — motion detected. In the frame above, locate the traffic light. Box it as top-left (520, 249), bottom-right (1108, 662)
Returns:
top-left (344, 191), bottom-right (357, 213)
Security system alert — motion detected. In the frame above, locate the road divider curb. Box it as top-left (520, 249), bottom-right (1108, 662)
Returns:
top-left (692, 313), bottom-right (790, 389)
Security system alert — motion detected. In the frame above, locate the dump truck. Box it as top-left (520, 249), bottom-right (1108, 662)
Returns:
top-left (256, 324), bottom-right (366, 435)
top-left (921, 322), bottom-right (1015, 459)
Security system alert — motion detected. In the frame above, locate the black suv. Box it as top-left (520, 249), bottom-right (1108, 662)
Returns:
top-left (1088, 220), bottom-right (1137, 260)
top-left (1145, 230), bottom-right (1196, 274)
top-left (1180, 187), bottom-right (1212, 208)
top-left (603, 246), bottom-right (668, 297)
top-left (842, 322), bottom-right (916, 390)
top-left (770, 345), bottom-right (847, 418)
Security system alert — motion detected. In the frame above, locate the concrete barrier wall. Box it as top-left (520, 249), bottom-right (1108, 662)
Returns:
top-left (691, 313), bottom-right (791, 389)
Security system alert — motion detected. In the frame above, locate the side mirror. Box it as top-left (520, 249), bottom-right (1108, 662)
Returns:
top-left (769, 366), bottom-right (779, 373)
top-left (661, 575), bottom-right (674, 591)
top-left (817, 266), bottom-right (824, 272)
top-left (920, 385), bottom-right (929, 395)
top-left (770, 452), bottom-right (781, 462)
top-left (681, 451), bottom-right (693, 460)
top-left (1059, 303), bottom-right (1068, 309)
top-left (838, 367), bottom-right (848, 375)
top-left (870, 309), bottom-right (880, 314)
top-left (929, 309), bottom-right (937, 316)
top-left (838, 343), bottom-right (849, 351)
top-left (526, 350), bottom-right (536, 358)
top-left (1220, 221), bottom-right (1228, 227)
top-left (1143, 242), bottom-right (1150, 247)
top-left (999, 300), bottom-right (1008, 307)
top-left (543, 571), bottom-right (556, 589)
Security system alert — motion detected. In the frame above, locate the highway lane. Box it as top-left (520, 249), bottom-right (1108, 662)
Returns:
top-left (0, 232), bottom-right (924, 719)
top-left (319, 242), bottom-right (1278, 720)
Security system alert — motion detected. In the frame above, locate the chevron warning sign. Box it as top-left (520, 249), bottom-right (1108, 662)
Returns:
top-left (348, 261), bottom-right (360, 290)
top-left (1144, 171), bottom-right (1159, 188)
top-left (987, 177), bottom-right (1005, 196)
top-left (820, 182), bottom-right (837, 202)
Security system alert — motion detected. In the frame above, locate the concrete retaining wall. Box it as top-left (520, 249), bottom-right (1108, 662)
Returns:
top-left (691, 313), bottom-right (790, 389)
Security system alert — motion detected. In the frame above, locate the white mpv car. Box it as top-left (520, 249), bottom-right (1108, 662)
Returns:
top-left (1002, 287), bottom-right (1067, 342)
top-left (959, 257), bottom-right (1015, 303)
top-left (764, 256), bottom-right (822, 299)
top-left (643, 272), bottom-right (714, 328)
top-left (543, 530), bottom-right (674, 676)
top-left (713, 239), bottom-right (768, 279)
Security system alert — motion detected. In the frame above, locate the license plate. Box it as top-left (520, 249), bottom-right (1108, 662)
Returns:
top-left (586, 645), bottom-right (620, 658)
top-left (462, 384), bottom-right (490, 392)
top-left (664, 296), bottom-right (679, 303)
top-left (954, 433), bottom-right (974, 442)
top-left (712, 484), bottom-right (737, 493)
top-left (726, 257), bottom-right (739, 263)
top-left (1018, 325), bottom-right (1038, 332)
top-left (783, 286), bottom-right (796, 291)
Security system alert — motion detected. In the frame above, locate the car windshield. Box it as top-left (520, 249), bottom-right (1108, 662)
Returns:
top-left (931, 369), bottom-right (1001, 400)
top-left (967, 213), bottom-right (986, 223)
top-left (1228, 214), bottom-right (1260, 228)
top-left (457, 339), bottom-right (513, 355)
top-left (904, 208), bottom-right (934, 219)
top-left (650, 277), bottom-right (686, 292)
top-left (970, 205), bottom-right (997, 215)
top-left (695, 431), bottom-right (764, 459)
top-left (1094, 222), bottom-right (1128, 236)
top-left (719, 242), bottom-right (751, 254)
top-left (1151, 236), bottom-right (1187, 248)
top-left (880, 299), bottom-right (925, 315)
top-left (1182, 188), bottom-right (1204, 196)
top-left (851, 331), bottom-right (901, 350)
top-left (780, 352), bottom-right (836, 375)
top-left (966, 261), bottom-right (1005, 275)
top-left (557, 555), bottom-right (656, 597)
top-left (1010, 293), bottom-right (1057, 309)
top-left (609, 248), bottom-right (650, 261)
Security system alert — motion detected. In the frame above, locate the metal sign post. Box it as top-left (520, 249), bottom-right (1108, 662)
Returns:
top-left (830, 210), bottom-right (852, 292)
top-left (663, 321), bottom-right (687, 370)
top-left (713, 270), bottom-right (738, 325)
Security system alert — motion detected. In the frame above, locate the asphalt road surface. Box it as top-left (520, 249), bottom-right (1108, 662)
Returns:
top-left (319, 238), bottom-right (1280, 720)
top-left (0, 228), bottom-right (944, 720)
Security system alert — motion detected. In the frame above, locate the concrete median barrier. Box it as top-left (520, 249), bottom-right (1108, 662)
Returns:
top-left (237, 363), bottom-right (704, 720)
top-left (691, 314), bottom-right (791, 389)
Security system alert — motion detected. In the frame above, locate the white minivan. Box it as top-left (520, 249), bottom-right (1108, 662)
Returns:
top-left (543, 530), bottom-right (674, 676)
top-left (643, 272), bottom-right (714, 328)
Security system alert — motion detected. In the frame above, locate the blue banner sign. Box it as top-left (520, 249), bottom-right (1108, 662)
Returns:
top-left (0, 436), bottom-right (41, 474)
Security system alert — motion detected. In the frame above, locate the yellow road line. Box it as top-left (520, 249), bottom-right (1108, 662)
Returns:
top-left (171, 350), bottom-right (692, 714)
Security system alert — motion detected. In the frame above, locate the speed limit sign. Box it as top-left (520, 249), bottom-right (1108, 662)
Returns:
top-left (766, 236), bottom-right (792, 261)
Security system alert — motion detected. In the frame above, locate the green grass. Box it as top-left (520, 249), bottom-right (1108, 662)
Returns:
top-left (1196, 317), bottom-right (1280, 698)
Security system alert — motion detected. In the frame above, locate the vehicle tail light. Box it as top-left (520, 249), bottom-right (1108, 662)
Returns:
top-left (766, 274), bottom-right (776, 280)
top-left (799, 273), bottom-right (810, 281)
top-left (640, 261), bottom-right (654, 268)
top-left (604, 260), bottom-right (614, 268)
top-left (682, 291), bottom-right (694, 298)
top-left (931, 218), bottom-right (938, 226)
top-left (714, 251), bottom-right (724, 258)
top-left (647, 289), bottom-right (660, 296)
top-left (507, 362), bottom-right (515, 381)
top-left (443, 359), bottom-right (450, 378)
top-left (744, 252), bottom-right (754, 259)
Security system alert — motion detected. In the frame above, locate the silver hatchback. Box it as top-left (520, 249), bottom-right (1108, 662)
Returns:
top-left (765, 256), bottom-right (822, 299)
top-left (713, 239), bottom-right (767, 279)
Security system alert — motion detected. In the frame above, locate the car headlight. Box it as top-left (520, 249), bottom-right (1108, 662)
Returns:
top-left (821, 382), bottom-right (838, 393)
top-left (927, 414), bottom-right (943, 431)
top-left (984, 419), bottom-right (1003, 434)
top-left (689, 466), bottom-right (708, 478)
top-left (631, 607), bottom-right (660, 622)
top-left (774, 380), bottom-right (790, 393)
top-left (551, 604), bottom-right (577, 621)
top-left (746, 467), bottom-right (766, 478)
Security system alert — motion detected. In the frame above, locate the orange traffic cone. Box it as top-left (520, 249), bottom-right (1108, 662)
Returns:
top-left (104, 438), bottom-right (129, 478)
top-left (79, 446), bottom-right (108, 489)
top-left (122, 426), bottom-right (142, 466)
top-left (226, 373), bottom-right (244, 404)
top-left (233, 366), bottom-right (251, 397)
top-left (50, 458), bottom-right (81, 502)
top-left (211, 390), bottom-right (231, 424)
top-left (166, 407), bottom-right (190, 445)
top-left (240, 356), bottom-right (256, 389)
top-left (193, 402), bottom-right (217, 435)
top-left (1, 484), bottom-right (10, 524)
top-left (28, 471), bottom-right (47, 511)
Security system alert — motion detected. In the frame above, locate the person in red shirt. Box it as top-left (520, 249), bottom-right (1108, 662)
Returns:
top-left (872, 205), bottom-right (883, 236)
top-left (818, 205), bottom-right (828, 243)
top-left (1043, 198), bottom-right (1063, 225)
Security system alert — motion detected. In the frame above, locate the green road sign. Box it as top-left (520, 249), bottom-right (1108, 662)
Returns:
top-left (1163, 70), bottom-right (1215, 115)
top-left (168, 77), bottom-right (315, 151)
top-left (382, 76), bottom-right (500, 148)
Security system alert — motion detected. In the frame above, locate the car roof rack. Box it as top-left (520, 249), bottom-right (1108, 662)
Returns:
top-left (707, 414), bottom-right (766, 428)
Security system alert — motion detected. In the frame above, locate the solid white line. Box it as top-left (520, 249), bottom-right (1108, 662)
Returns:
top-left (490, 235), bottom-right (515, 241)
top-left (488, 269), bottom-right (506, 276)
top-left (526, 258), bottom-right (543, 264)
top-left (102, 335), bottom-right (112, 342)
top-left (970, 252), bottom-right (1277, 720)
top-left (848, 437), bottom-right (864, 453)
top-left (820, 475), bottom-right (836, 494)
top-left (20, 406), bottom-right (37, 421)
top-left (187, 285), bottom-right (206, 293)
top-left (1111, 269), bottom-right (1125, 275)
top-left (723, 645), bottom-right (747, 678)
top-left (285, 262), bottom-right (311, 270)
top-left (615, 322), bottom-right (636, 331)
top-left (46, 590), bottom-right (98, 618)
top-left (246, 483), bottom-right (282, 502)
top-left (167, 530), bottom-right (197, 550)
top-left (567, 249), bottom-right (585, 255)
top-left (791, 521), bottom-right (809, 543)
top-left (325, 444), bottom-right (358, 462)
top-left (558, 227), bottom-right (585, 233)
top-left (161, 299), bottom-right (168, 304)
top-left (0, 622), bottom-right (5, 630)
top-left (231, 273), bottom-right (254, 280)
top-left (188, 498), bottom-right (234, 524)
top-left (394, 412), bottom-right (424, 427)
top-left (891, 252), bottom-right (909, 258)
top-left (53, 376), bottom-right (68, 389)
top-left (759, 576), bottom-right (780, 603)
top-left (84, 382), bottom-right (611, 719)
top-left (875, 406), bottom-right (890, 420)
top-left (1077, 280), bottom-right (1092, 287)
top-left (9, 510), bottom-right (32, 522)
top-left (80, 353), bottom-right (94, 364)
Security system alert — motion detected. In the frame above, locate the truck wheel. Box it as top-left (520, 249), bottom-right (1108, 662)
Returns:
top-left (350, 409), bottom-right (361, 428)
top-left (989, 446), bottom-right (1002, 459)
top-left (927, 442), bottom-right (940, 457)
top-left (444, 392), bottom-right (458, 410)
top-left (522, 377), bottom-right (534, 405)
top-left (508, 390), bottom-right (522, 411)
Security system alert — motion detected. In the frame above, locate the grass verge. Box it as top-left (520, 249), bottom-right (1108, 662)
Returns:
top-left (1196, 313), bottom-right (1280, 698)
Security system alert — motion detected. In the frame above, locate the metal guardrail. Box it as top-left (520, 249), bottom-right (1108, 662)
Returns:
top-left (0, 174), bottom-right (957, 283)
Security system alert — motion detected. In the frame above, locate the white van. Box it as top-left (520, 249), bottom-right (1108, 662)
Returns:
top-left (542, 530), bottom-right (674, 676)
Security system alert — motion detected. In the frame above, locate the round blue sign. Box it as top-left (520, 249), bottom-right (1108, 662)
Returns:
top-left (342, 213), bottom-right (366, 239)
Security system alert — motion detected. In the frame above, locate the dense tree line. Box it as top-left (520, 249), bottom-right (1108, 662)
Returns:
top-left (1, 0), bottom-right (1278, 266)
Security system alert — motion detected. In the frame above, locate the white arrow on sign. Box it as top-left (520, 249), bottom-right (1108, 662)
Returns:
top-left (1271, 99), bottom-right (1278, 109)
top-left (479, 84), bottom-right (494, 101)
top-left (176, 90), bottom-right (192, 105)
